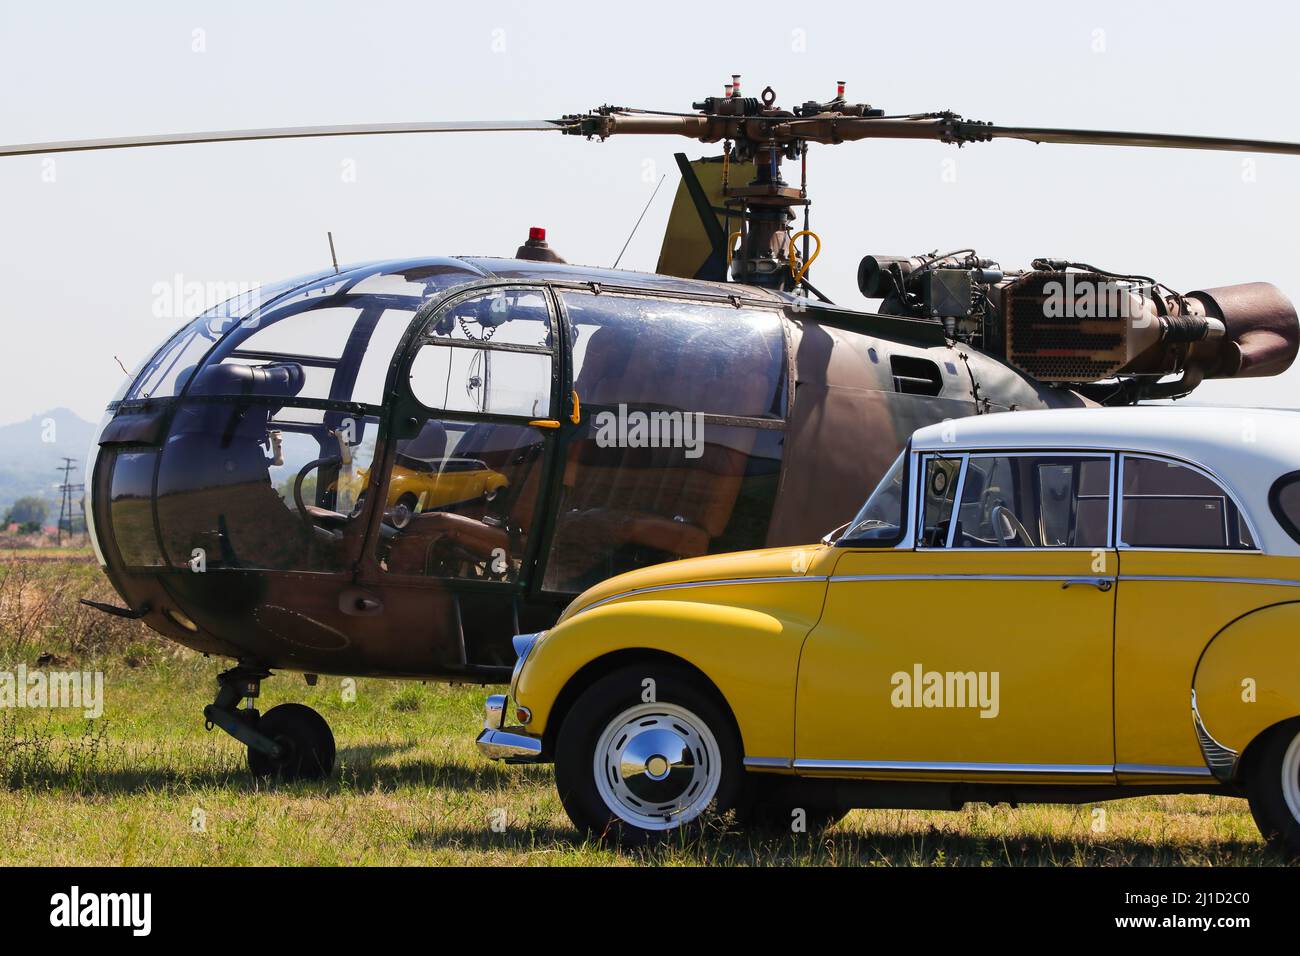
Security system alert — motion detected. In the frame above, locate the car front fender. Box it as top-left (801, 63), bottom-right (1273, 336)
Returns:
top-left (515, 594), bottom-right (823, 761)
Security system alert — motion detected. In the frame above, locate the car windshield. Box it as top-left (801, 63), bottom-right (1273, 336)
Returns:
top-left (842, 450), bottom-right (906, 544)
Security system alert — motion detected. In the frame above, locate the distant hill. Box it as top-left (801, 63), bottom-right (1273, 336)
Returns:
top-left (0, 409), bottom-right (99, 516)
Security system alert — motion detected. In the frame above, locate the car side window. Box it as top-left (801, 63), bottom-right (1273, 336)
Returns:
top-left (1120, 455), bottom-right (1255, 550)
top-left (950, 454), bottom-right (1111, 549)
top-left (918, 456), bottom-right (961, 547)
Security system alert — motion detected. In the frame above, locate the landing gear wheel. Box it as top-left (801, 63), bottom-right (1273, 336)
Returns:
top-left (247, 703), bottom-right (336, 781)
top-left (1246, 717), bottom-right (1300, 857)
top-left (555, 664), bottom-right (743, 846)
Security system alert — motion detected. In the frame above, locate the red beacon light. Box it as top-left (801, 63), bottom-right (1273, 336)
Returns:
top-left (516, 225), bottom-right (565, 264)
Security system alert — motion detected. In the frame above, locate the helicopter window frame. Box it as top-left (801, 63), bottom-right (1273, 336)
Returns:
top-left (128, 257), bottom-right (476, 416)
top-left (530, 287), bottom-right (790, 597)
top-left (555, 286), bottom-right (790, 427)
top-left (405, 284), bottom-right (560, 422)
top-left (206, 293), bottom-right (430, 406)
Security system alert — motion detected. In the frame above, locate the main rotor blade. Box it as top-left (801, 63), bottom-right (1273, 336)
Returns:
top-left (0, 120), bottom-right (563, 157)
top-left (977, 124), bottom-right (1300, 155)
top-left (787, 115), bottom-right (1300, 155)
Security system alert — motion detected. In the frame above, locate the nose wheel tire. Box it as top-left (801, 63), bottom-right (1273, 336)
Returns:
top-left (555, 664), bottom-right (743, 845)
top-left (247, 703), bottom-right (336, 781)
top-left (1245, 717), bottom-right (1300, 857)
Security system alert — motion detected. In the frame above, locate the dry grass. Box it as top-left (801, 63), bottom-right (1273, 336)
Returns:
top-left (0, 550), bottom-right (1291, 867)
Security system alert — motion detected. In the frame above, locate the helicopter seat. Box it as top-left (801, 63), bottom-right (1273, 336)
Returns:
top-left (383, 420), bottom-right (547, 575)
top-left (557, 326), bottom-right (770, 562)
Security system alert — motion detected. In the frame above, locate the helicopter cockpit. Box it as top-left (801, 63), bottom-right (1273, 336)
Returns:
top-left (100, 259), bottom-right (488, 576)
top-left (90, 254), bottom-right (794, 673)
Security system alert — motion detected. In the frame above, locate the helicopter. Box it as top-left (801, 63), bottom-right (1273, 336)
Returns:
top-left (5, 78), bottom-right (1297, 780)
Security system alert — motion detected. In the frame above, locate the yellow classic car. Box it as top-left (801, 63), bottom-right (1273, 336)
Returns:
top-left (476, 406), bottom-right (1300, 849)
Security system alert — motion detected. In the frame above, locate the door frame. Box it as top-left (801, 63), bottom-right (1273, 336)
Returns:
top-left (356, 281), bottom-right (566, 594)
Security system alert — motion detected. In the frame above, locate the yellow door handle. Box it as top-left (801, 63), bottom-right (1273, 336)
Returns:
top-left (570, 389), bottom-right (581, 425)
top-left (529, 419), bottom-right (561, 430)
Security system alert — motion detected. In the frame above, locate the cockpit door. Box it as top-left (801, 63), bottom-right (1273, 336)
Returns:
top-left (361, 285), bottom-right (562, 669)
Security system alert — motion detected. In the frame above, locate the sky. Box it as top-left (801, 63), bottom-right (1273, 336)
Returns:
top-left (1, 0), bottom-right (1299, 425)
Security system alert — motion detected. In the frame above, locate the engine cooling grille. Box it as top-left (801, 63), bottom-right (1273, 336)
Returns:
top-left (1003, 271), bottom-right (1129, 383)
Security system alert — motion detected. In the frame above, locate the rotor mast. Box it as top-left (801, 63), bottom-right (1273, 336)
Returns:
top-left (558, 78), bottom-right (890, 290)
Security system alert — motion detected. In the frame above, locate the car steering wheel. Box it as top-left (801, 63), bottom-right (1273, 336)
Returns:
top-left (990, 504), bottom-right (1034, 547)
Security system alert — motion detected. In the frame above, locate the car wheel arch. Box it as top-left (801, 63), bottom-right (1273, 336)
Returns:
top-left (1189, 599), bottom-right (1300, 686)
top-left (542, 647), bottom-right (745, 760)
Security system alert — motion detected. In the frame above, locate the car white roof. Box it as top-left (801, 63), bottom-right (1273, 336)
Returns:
top-left (911, 404), bottom-right (1300, 555)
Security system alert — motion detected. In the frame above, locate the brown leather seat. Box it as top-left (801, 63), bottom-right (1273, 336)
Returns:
top-left (384, 420), bottom-right (547, 575)
top-left (554, 320), bottom-right (776, 573)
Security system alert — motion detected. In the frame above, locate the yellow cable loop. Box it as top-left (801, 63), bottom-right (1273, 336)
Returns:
top-left (726, 231), bottom-right (742, 267)
top-left (788, 230), bottom-right (822, 285)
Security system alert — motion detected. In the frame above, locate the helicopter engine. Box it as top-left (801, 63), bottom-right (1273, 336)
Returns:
top-left (858, 252), bottom-right (1299, 402)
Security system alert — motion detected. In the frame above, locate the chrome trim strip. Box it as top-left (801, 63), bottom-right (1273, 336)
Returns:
top-left (1122, 575), bottom-right (1300, 588)
top-left (581, 575), bottom-right (828, 613)
top-left (743, 757), bottom-right (793, 769)
top-left (829, 573), bottom-right (1112, 584)
top-left (898, 547), bottom-right (1107, 554)
top-left (757, 757), bottom-right (1216, 778)
top-left (944, 454), bottom-right (969, 550)
top-left (791, 759), bottom-right (1114, 775)
top-left (1191, 689), bottom-right (1239, 782)
top-left (1106, 452), bottom-right (1117, 550)
top-left (1114, 763), bottom-right (1213, 777)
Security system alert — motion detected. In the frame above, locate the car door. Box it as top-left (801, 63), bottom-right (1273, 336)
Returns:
top-left (1111, 453), bottom-right (1269, 779)
top-left (794, 450), bottom-right (1118, 780)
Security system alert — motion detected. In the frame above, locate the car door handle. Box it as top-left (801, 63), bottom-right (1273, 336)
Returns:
top-left (1061, 578), bottom-right (1113, 592)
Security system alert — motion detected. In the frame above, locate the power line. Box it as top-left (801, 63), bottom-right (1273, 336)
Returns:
top-left (55, 457), bottom-right (84, 546)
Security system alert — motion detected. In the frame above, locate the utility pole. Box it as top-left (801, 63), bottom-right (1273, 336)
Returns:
top-left (55, 457), bottom-right (83, 546)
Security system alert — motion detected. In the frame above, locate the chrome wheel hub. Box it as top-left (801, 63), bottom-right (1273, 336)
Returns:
top-left (593, 702), bottom-right (722, 831)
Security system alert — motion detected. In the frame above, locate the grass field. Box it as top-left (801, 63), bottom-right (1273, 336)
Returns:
top-left (0, 549), bottom-right (1291, 866)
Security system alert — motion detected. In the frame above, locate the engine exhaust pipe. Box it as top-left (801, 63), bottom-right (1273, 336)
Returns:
top-left (1185, 282), bottom-right (1299, 379)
